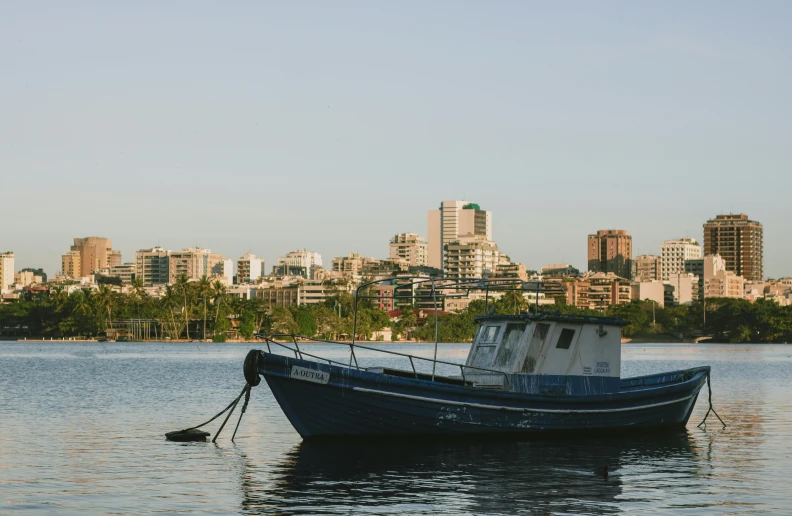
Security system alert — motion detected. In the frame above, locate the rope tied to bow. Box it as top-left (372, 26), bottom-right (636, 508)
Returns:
top-left (698, 372), bottom-right (726, 429)
top-left (166, 350), bottom-right (263, 442)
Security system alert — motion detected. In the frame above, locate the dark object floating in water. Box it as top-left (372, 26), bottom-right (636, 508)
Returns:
top-left (165, 428), bottom-right (210, 442)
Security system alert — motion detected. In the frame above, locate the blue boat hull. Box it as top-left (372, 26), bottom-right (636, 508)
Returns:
top-left (259, 352), bottom-right (709, 438)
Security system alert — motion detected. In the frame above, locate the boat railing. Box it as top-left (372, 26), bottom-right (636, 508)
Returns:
top-left (254, 332), bottom-right (512, 389)
top-left (351, 276), bottom-right (566, 380)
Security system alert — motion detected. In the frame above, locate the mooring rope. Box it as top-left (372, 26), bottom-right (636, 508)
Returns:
top-left (212, 383), bottom-right (249, 443)
top-left (697, 373), bottom-right (726, 429)
top-left (167, 350), bottom-right (263, 442)
top-left (230, 384), bottom-right (253, 442)
top-left (166, 383), bottom-right (248, 440)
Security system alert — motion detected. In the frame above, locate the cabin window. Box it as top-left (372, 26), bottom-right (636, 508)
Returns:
top-left (521, 323), bottom-right (550, 373)
top-left (494, 323), bottom-right (527, 367)
top-left (480, 325), bottom-right (501, 343)
top-left (556, 328), bottom-right (575, 350)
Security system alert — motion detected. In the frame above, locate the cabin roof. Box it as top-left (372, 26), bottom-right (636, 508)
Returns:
top-left (474, 312), bottom-right (629, 326)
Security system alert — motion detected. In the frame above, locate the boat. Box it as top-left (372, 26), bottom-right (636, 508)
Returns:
top-left (246, 277), bottom-right (712, 438)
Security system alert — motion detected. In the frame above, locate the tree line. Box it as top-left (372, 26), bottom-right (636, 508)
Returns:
top-left (2, 278), bottom-right (791, 343)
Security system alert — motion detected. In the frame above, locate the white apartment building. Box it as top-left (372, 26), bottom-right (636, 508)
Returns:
top-left (444, 235), bottom-right (499, 280)
top-left (428, 201), bottom-right (492, 270)
top-left (276, 250), bottom-right (323, 279)
top-left (237, 252), bottom-right (263, 284)
top-left (389, 233), bottom-right (428, 267)
top-left (0, 252), bottom-right (14, 292)
top-left (135, 247), bottom-right (171, 287)
top-left (661, 238), bottom-right (702, 281)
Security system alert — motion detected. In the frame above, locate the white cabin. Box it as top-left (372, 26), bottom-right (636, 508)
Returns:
top-left (464, 314), bottom-right (627, 394)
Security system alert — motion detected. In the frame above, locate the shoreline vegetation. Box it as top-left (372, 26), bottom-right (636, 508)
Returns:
top-left (2, 276), bottom-right (792, 344)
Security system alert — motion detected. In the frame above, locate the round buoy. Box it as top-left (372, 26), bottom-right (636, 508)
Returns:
top-left (165, 428), bottom-right (211, 442)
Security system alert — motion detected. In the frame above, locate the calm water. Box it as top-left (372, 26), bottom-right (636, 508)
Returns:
top-left (1, 341), bottom-right (791, 515)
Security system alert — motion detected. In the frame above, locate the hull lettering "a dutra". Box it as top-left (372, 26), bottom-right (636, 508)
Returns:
top-left (290, 365), bottom-right (330, 385)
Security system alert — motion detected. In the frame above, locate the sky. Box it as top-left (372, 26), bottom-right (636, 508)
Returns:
top-left (2, 1), bottom-right (791, 278)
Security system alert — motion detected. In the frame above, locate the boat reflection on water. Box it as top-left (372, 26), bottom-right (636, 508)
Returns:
top-left (240, 431), bottom-right (697, 514)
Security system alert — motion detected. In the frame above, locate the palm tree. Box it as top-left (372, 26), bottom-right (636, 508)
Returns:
top-left (212, 280), bottom-right (227, 337)
top-left (160, 286), bottom-right (185, 340)
top-left (501, 290), bottom-right (528, 315)
top-left (174, 273), bottom-right (191, 339)
top-left (198, 276), bottom-right (212, 341)
top-left (130, 278), bottom-right (146, 318)
top-left (95, 284), bottom-right (114, 333)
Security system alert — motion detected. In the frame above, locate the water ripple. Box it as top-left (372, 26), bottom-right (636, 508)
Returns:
top-left (1, 342), bottom-right (791, 514)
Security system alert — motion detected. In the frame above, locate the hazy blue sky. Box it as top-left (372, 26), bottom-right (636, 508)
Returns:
top-left (2, 1), bottom-right (791, 278)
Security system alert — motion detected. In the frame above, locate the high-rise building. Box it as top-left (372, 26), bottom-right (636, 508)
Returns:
top-left (443, 235), bottom-right (499, 280)
top-left (169, 248), bottom-right (231, 285)
top-left (703, 214), bottom-right (763, 281)
top-left (62, 251), bottom-right (81, 279)
top-left (275, 250), bottom-right (323, 279)
top-left (135, 247), bottom-right (171, 287)
top-left (660, 238), bottom-right (702, 281)
top-left (632, 255), bottom-right (661, 282)
top-left (389, 233), bottom-right (428, 267)
top-left (237, 253), bottom-right (263, 284)
top-left (428, 201), bottom-right (492, 271)
top-left (0, 252), bottom-right (14, 292)
top-left (63, 237), bottom-right (119, 278)
top-left (587, 230), bottom-right (633, 279)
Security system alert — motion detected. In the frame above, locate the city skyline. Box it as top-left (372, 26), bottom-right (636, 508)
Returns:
top-left (0, 209), bottom-right (777, 281)
top-left (3, 3), bottom-right (791, 278)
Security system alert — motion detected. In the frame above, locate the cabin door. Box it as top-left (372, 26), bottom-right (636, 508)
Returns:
top-left (521, 322), bottom-right (552, 373)
top-left (466, 324), bottom-right (503, 369)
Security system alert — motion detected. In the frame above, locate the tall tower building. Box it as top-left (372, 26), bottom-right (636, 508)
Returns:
top-left (587, 230), bottom-right (633, 280)
top-left (703, 214), bottom-right (763, 281)
top-left (63, 237), bottom-right (119, 278)
top-left (428, 200), bottom-right (492, 271)
top-left (660, 238), bottom-right (702, 281)
top-left (0, 252), bottom-right (14, 292)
